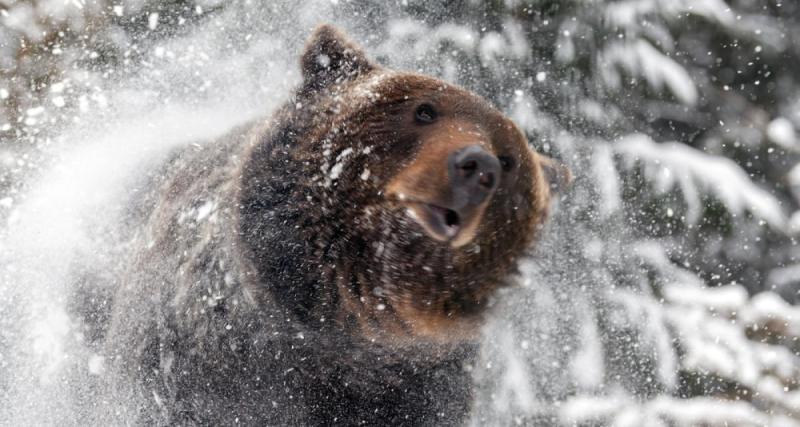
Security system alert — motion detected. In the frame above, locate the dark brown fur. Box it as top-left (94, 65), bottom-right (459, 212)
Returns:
top-left (97, 25), bottom-right (564, 426)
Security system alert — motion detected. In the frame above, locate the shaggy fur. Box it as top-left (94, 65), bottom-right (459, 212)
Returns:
top-left (96, 25), bottom-right (564, 425)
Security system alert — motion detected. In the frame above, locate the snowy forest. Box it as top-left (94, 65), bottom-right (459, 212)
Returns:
top-left (1, 0), bottom-right (799, 426)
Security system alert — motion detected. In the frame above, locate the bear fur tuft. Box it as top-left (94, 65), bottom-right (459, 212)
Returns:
top-left (300, 24), bottom-right (376, 95)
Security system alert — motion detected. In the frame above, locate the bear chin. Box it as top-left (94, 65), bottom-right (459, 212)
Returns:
top-left (94, 23), bottom-right (568, 426)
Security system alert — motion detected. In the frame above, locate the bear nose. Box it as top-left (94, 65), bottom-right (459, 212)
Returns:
top-left (448, 144), bottom-right (501, 209)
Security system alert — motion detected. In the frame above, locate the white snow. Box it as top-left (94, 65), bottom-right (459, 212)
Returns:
top-left (605, 0), bottom-right (735, 30)
top-left (743, 291), bottom-right (800, 339)
top-left (328, 162), bottom-right (345, 181)
top-left (478, 21), bottom-right (528, 69)
top-left (767, 117), bottom-right (797, 149)
top-left (561, 393), bottom-right (776, 426)
top-left (569, 302), bottom-right (605, 389)
top-left (148, 13), bottom-right (159, 31)
top-left (0, 8), bottom-right (294, 421)
top-left (616, 134), bottom-right (787, 229)
top-left (489, 326), bottom-right (536, 416)
top-left (196, 201), bottom-right (216, 222)
top-left (327, 147), bottom-right (354, 182)
top-left (766, 263), bottom-right (800, 288)
top-left (661, 281), bottom-right (800, 418)
top-left (592, 143), bottom-right (622, 218)
top-left (87, 354), bottom-right (104, 375)
top-left (662, 281), bottom-right (748, 313)
top-left (600, 40), bottom-right (698, 105)
top-left (26, 106), bottom-right (44, 117)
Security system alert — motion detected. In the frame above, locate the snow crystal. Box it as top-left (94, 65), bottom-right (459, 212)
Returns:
top-left (148, 13), bottom-right (159, 31)
top-left (26, 106), bottom-right (45, 117)
top-left (766, 117), bottom-right (797, 149)
top-left (196, 201), bottom-right (215, 221)
top-left (316, 54), bottom-right (331, 67)
top-left (87, 354), bottom-right (104, 375)
top-left (327, 147), bottom-right (354, 183)
top-left (328, 163), bottom-right (344, 181)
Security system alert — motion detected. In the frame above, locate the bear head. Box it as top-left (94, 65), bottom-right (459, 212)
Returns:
top-left (239, 25), bottom-right (570, 351)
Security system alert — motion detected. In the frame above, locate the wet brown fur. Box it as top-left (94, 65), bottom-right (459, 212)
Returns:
top-left (98, 24), bottom-right (564, 426)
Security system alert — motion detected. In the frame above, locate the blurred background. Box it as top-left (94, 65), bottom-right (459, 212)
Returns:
top-left (0, 0), bottom-right (798, 425)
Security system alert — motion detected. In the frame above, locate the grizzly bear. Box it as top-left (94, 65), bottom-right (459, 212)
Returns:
top-left (96, 24), bottom-right (568, 426)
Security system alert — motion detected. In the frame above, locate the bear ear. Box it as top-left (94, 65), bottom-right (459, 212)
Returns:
top-left (540, 156), bottom-right (573, 194)
top-left (300, 24), bottom-right (376, 94)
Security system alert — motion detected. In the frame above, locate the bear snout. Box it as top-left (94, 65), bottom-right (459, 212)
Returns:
top-left (448, 144), bottom-right (501, 209)
top-left (384, 118), bottom-right (512, 247)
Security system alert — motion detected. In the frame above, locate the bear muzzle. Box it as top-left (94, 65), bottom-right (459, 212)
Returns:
top-left (387, 141), bottom-right (500, 248)
top-left (448, 144), bottom-right (501, 208)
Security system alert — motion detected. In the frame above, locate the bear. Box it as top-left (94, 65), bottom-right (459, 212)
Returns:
top-left (95, 24), bottom-right (569, 426)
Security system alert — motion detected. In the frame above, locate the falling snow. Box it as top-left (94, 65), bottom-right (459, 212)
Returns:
top-left (0, 0), bottom-right (799, 426)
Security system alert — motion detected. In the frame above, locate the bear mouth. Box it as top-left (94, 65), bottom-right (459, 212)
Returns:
top-left (406, 202), bottom-right (462, 242)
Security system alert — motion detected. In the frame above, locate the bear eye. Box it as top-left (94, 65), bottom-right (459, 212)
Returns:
top-left (498, 155), bottom-right (515, 172)
top-left (414, 103), bottom-right (437, 124)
